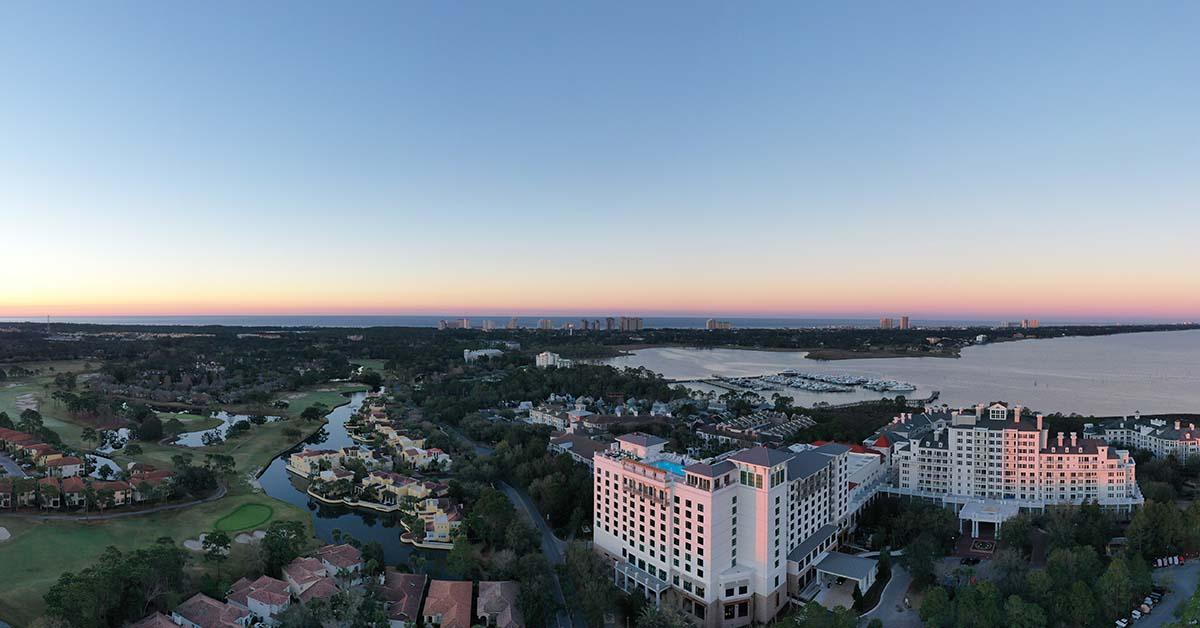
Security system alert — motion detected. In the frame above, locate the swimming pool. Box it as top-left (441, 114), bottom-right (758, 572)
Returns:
top-left (651, 460), bottom-right (686, 477)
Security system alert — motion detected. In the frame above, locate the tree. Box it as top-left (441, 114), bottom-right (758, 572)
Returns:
top-left (301, 403), bottom-right (329, 422)
top-left (19, 409), bottom-right (44, 432)
top-left (1064, 581), bottom-right (1097, 628)
top-left (919, 587), bottom-right (954, 628)
top-left (80, 427), bottom-right (99, 446)
top-left (260, 521), bottom-right (306, 577)
top-left (565, 541), bottom-right (620, 626)
top-left (636, 607), bottom-right (689, 628)
top-left (446, 532), bottom-right (479, 578)
top-left (1003, 595), bottom-right (1047, 628)
top-left (203, 531), bottom-right (231, 577)
top-left (0, 411), bottom-right (11, 429)
top-left (138, 415), bottom-right (163, 441)
top-left (1096, 558), bottom-right (1132, 621)
top-left (901, 533), bottom-right (939, 586)
top-left (1000, 514), bottom-right (1034, 557)
top-left (123, 443), bottom-right (143, 455)
top-left (955, 581), bottom-right (1003, 628)
top-left (991, 547), bottom-right (1029, 596)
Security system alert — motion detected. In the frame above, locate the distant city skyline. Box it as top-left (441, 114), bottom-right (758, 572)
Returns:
top-left (2, 2), bottom-right (1199, 319)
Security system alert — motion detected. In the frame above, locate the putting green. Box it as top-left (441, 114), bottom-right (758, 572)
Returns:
top-left (213, 503), bottom-right (274, 532)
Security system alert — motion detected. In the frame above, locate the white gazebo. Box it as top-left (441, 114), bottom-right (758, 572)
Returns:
top-left (957, 500), bottom-right (1020, 538)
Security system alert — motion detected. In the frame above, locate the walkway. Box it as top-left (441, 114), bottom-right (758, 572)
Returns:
top-left (0, 483), bottom-right (227, 521)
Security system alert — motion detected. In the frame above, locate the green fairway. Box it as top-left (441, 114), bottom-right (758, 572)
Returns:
top-left (351, 358), bottom-right (388, 372)
top-left (214, 503), bottom-right (274, 531)
top-left (0, 488), bottom-right (314, 626)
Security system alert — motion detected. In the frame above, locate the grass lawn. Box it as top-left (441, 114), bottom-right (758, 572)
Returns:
top-left (160, 411), bottom-right (224, 434)
top-left (0, 486), bottom-right (314, 626)
top-left (214, 503), bottom-right (274, 532)
top-left (272, 383), bottom-right (368, 419)
top-left (0, 366), bottom-right (93, 449)
top-left (0, 375), bottom-right (365, 624)
top-left (351, 359), bottom-right (388, 372)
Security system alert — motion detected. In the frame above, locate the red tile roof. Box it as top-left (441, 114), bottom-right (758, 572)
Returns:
top-left (424, 580), bottom-right (473, 628)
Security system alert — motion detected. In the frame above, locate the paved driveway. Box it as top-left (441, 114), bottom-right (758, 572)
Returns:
top-left (860, 566), bottom-right (920, 627)
top-left (1139, 561), bottom-right (1200, 628)
top-left (0, 454), bottom-right (26, 478)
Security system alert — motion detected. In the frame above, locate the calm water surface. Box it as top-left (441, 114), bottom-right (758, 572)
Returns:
top-left (258, 391), bottom-right (449, 574)
top-left (604, 330), bottom-right (1200, 415)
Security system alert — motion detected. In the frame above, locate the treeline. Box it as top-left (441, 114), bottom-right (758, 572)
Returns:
top-left (414, 364), bottom-right (688, 426)
top-left (455, 418), bottom-right (594, 536)
top-left (909, 501), bottom-right (1161, 628)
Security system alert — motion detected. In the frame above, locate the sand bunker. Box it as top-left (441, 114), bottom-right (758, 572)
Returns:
top-left (15, 394), bottom-right (38, 411)
top-left (233, 530), bottom-right (268, 544)
top-left (0, 526), bottom-right (11, 542)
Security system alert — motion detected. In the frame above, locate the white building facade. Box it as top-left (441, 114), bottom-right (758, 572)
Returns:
top-left (1085, 415), bottom-right (1200, 459)
top-left (592, 434), bottom-right (867, 627)
top-left (876, 403), bottom-right (1142, 533)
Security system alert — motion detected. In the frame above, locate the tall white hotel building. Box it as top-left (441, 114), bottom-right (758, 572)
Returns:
top-left (593, 434), bottom-right (882, 627)
top-left (592, 402), bottom-right (1142, 626)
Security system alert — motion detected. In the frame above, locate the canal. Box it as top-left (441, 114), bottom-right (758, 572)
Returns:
top-left (256, 390), bottom-right (451, 574)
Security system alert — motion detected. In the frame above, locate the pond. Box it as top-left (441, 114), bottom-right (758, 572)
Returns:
top-left (171, 412), bottom-right (282, 447)
top-left (256, 391), bottom-right (450, 574)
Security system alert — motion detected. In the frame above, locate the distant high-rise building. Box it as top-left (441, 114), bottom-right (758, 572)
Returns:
top-left (880, 317), bottom-right (894, 329)
top-left (593, 319), bottom-right (601, 331)
top-left (537, 319), bottom-right (553, 330)
top-left (506, 317), bottom-right (519, 330)
top-left (1021, 319), bottom-right (1040, 329)
top-left (705, 318), bottom-right (733, 330)
top-left (605, 317), bottom-right (616, 331)
top-left (580, 318), bottom-right (590, 331)
top-left (900, 316), bottom-right (910, 330)
top-left (482, 320), bottom-right (496, 331)
top-left (619, 316), bottom-right (644, 332)
top-left (459, 318), bottom-right (470, 330)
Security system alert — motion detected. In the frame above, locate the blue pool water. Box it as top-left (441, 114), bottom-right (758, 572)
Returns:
top-left (651, 460), bottom-right (686, 477)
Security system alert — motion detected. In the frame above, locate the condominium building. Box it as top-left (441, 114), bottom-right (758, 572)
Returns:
top-left (873, 403), bottom-right (1142, 531)
top-left (879, 318), bottom-right (893, 329)
top-left (535, 351), bottom-right (573, 369)
top-left (705, 319), bottom-right (733, 331)
top-left (620, 317), bottom-right (644, 332)
top-left (593, 434), bottom-right (874, 627)
top-left (1085, 414), bottom-right (1200, 459)
top-left (899, 316), bottom-right (910, 330)
top-left (537, 319), bottom-right (553, 330)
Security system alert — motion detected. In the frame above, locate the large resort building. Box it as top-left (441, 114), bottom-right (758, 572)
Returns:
top-left (593, 433), bottom-right (870, 627)
top-left (1085, 414), bottom-right (1200, 459)
top-left (593, 402), bottom-right (1143, 627)
top-left (874, 402), bottom-right (1141, 514)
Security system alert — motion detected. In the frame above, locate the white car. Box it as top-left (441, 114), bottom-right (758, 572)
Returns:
top-left (1131, 610), bottom-right (1142, 621)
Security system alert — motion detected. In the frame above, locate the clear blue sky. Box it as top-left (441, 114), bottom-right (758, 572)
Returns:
top-left (2, 2), bottom-right (1198, 318)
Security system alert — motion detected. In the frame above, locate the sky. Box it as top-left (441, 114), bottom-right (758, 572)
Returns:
top-left (1, 1), bottom-right (1198, 321)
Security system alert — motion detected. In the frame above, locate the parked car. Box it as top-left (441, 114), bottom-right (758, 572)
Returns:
top-left (1131, 610), bottom-right (1142, 621)
top-left (1115, 619), bottom-right (1128, 628)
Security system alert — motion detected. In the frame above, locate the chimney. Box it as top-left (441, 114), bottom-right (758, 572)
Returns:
top-left (975, 403), bottom-right (985, 417)
top-left (1070, 432), bottom-right (1077, 447)
top-left (1014, 405), bottom-right (1023, 420)
top-left (1057, 433), bottom-right (1064, 447)
top-left (1176, 420), bottom-right (1182, 431)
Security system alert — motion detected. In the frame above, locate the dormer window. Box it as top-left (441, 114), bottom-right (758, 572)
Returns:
top-left (990, 408), bottom-right (1006, 420)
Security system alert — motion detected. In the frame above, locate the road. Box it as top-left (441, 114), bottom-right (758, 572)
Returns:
top-left (0, 483), bottom-right (228, 521)
top-left (0, 454), bottom-right (27, 479)
top-left (860, 566), bottom-right (919, 628)
top-left (1140, 561), bottom-right (1200, 628)
top-left (444, 425), bottom-right (582, 627)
